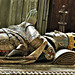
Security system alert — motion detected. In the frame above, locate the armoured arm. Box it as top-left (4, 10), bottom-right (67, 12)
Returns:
top-left (25, 23), bottom-right (55, 61)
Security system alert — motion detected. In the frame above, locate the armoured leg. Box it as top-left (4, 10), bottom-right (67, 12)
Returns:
top-left (0, 28), bottom-right (28, 57)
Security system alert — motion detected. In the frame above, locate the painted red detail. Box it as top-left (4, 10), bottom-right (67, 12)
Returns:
top-left (48, 52), bottom-right (53, 56)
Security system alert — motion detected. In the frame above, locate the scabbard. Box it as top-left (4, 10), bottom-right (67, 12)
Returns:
top-left (0, 56), bottom-right (36, 60)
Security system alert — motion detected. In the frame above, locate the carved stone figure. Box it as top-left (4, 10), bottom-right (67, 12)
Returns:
top-left (0, 9), bottom-right (74, 65)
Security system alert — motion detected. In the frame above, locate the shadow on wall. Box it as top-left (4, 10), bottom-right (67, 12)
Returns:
top-left (0, 0), bottom-right (38, 28)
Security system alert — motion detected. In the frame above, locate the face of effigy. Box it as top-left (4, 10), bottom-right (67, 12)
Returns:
top-left (45, 30), bottom-right (68, 50)
top-left (45, 30), bottom-right (67, 39)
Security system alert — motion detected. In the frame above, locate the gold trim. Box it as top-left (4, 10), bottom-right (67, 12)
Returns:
top-left (67, 33), bottom-right (75, 50)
